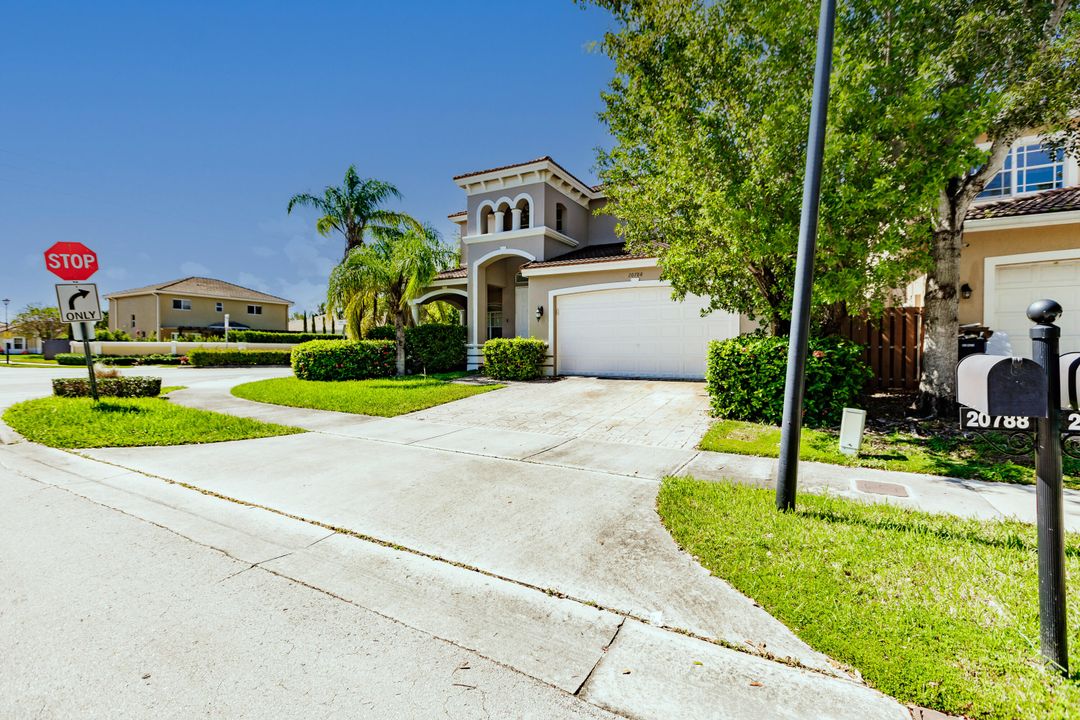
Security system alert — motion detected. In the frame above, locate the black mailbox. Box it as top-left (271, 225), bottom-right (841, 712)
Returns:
top-left (1061, 352), bottom-right (1080, 410)
top-left (956, 354), bottom-right (1048, 417)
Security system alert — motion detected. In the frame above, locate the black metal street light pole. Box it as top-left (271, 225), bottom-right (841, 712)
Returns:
top-left (1028, 299), bottom-right (1069, 674)
top-left (3, 298), bottom-right (9, 364)
top-left (776, 0), bottom-right (837, 511)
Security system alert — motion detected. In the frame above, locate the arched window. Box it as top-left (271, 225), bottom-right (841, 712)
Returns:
top-left (497, 201), bottom-right (513, 232)
top-left (478, 203), bottom-right (496, 234)
top-left (555, 203), bottom-right (566, 233)
top-left (514, 197), bottom-right (530, 229)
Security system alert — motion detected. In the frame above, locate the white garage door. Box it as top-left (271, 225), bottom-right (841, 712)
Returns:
top-left (555, 284), bottom-right (740, 379)
top-left (992, 257), bottom-right (1080, 358)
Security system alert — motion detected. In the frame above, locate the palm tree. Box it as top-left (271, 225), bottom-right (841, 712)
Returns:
top-left (287, 165), bottom-right (415, 260)
top-left (328, 223), bottom-right (452, 375)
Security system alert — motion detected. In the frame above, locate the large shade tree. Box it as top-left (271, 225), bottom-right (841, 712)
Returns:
top-left (327, 223), bottom-right (453, 375)
top-left (586, 0), bottom-right (1080, 412)
top-left (11, 304), bottom-right (65, 340)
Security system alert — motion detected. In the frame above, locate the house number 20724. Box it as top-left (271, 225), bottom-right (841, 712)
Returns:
top-left (628, 272), bottom-right (643, 279)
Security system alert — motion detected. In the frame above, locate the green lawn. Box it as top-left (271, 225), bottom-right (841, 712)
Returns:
top-left (700, 419), bottom-right (1080, 490)
top-left (0, 354), bottom-right (57, 366)
top-left (231, 373), bottom-right (502, 417)
top-left (658, 476), bottom-right (1080, 719)
top-left (3, 396), bottom-right (303, 448)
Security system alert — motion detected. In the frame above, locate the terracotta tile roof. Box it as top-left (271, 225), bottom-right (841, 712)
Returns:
top-left (105, 277), bottom-right (291, 304)
top-left (434, 266), bottom-right (467, 280)
top-left (521, 242), bottom-right (654, 269)
top-left (447, 210), bottom-right (467, 219)
top-left (967, 186), bottom-right (1080, 220)
top-left (452, 156), bottom-right (599, 196)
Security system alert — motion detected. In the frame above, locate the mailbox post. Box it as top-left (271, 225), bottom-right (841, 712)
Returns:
top-left (955, 299), bottom-right (1070, 675)
top-left (1028, 300), bottom-right (1068, 674)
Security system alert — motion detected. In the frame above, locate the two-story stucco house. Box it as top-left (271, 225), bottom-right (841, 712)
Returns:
top-left (412, 157), bottom-right (746, 379)
top-left (105, 277), bottom-right (290, 338)
top-left (421, 149), bottom-right (1080, 379)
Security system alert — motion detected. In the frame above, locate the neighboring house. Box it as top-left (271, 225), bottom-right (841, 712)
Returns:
top-left (105, 277), bottom-right (291, 338)
top-left (909, 135), bottom-right (1080, 358)
top-left (414, 157), bottom-right (746, 379)
top-left (0, 322), bottom-right (43, 354)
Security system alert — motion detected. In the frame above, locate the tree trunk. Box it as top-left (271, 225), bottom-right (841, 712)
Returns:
top-left (918, 224), bottom-right (963, 416)
top-left (394, 310), bottom-right (407, 376)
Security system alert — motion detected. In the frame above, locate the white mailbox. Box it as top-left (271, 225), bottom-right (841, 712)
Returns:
top-left (956, 354), bottom-right (1048, 417)
top-left (1061, 352), bottom-right (1080, 410)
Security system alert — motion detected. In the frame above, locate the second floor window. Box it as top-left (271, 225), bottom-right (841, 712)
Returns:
top-left (978, 142), bottom-right (1066, 200)
top-left (247, 305), bottom-right (262, 315)
top-left (172, 298), bottom-right (191, 310)
top-left (215, 302), bottom-right (223, 312)
top-left (555, 203), bottom-right (566, 233)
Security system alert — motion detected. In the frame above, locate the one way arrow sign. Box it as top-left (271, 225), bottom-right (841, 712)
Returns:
top-left (55, 283), bottom-right (102, 323)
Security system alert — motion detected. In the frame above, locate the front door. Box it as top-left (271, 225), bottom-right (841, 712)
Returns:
top-left (515, 285), bottom-right (529, 337)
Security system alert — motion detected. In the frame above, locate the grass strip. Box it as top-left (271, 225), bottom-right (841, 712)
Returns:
top-left (231, 373), bottom-right (501, 417)
top-left (700, 419), bottom-right (1080, 490)
top-left (657, 476), bottom-right (1080, 719)
top-left (3, 396), bottom-right (303, 448)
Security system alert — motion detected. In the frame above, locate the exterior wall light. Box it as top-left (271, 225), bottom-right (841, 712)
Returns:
top-left (961, 283), bottom-right (973, 300)
top-left (535, 305), bottom-right (544, 321)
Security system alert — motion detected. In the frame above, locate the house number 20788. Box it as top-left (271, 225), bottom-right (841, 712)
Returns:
top-left (962, 410), bottom-right (1031, 429)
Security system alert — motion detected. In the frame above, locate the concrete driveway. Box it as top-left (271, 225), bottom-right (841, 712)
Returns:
top-left (413, 376), bottom-right (714, 449)
top-left (0, 366), bottom-right (910, 718)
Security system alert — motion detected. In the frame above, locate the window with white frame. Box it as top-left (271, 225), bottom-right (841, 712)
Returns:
top-left (215, 302), bottom-right (223, 312)
top-left (247, 304), bottom-right (262, 315)
top-left (172, 298), bottom-right (191, 310)
top-left (12, 337), bottom-right (25, 351)
top-left (978, 141), bottom-right (1066, 200)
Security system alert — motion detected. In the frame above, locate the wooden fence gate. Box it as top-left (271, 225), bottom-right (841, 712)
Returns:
top-left (838, 307), bottom-right (924, 392)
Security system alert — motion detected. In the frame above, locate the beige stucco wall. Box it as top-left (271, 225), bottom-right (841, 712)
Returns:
top-left (959, 220), bottom-right (1080, 325)
top-left (109, 295), bottom-right (158, 337)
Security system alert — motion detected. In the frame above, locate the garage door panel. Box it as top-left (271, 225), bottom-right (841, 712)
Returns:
top-left (993, 258), bottom-right (1080, 357)
top-left (555, 285), bottom-right (739, 379)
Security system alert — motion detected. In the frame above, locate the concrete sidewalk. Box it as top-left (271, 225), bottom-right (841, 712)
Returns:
top-left (1, 439), bottom-right (909, 720)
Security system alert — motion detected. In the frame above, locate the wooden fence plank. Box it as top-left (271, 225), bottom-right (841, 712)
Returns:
top-left (839, 307), bottom-right (924, 392)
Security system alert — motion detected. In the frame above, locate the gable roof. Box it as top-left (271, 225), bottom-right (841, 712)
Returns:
top-left (105, 277), bottom-right (291, 304)
top-left (967, 186), bottom-right (1080, 221)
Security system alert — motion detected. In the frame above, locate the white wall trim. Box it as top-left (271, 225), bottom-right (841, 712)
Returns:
top-left (470, 247), bottom-right (537, 345)
top-left (411, 288), bottom-right (468, 306)
top-left (455, 159), bottom-right (600, 207)
top-left (428, 278), bottom-right (467, 288)
top-left (521, 257), bottom-right (658, 277)
top-left (965, 210), bottom-right (1080, 232)
top-left (545, 279), bottom-right (670, 372)
top-left (462, 226), bottom-right (579, 248)
top-left (983, 247), bottom-right (1080, 327)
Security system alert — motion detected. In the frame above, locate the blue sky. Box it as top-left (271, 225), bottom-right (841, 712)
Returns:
top-left (0, 1), bottom-right (615, 315)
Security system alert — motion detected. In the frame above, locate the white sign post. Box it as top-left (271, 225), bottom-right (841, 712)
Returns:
top-left (55, 282), bottom-right (103, 401)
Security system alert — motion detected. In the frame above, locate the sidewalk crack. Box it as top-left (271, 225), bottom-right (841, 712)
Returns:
top-left (574, 616), bottom-right (625, 696)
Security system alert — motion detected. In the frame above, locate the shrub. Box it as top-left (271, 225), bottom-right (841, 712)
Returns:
top-left (187, 349), bottom-right (293, 367)
top-left (57, 353), bottom-right (184, 366)
top-left (56, 353), bottom-right (88, 366)
top-left (406, 324), bottom-right (466, 374)
top-left (705, 333), bottom-right (871, 427)
top-left (52, 376), bottom-right (162, 398)
top-left (230, 330), bottom-right (339, 343)
top-left (290, 340), bottom-right (395, 381)
top-left (482, 338), bottom-right (548, 381)
top-left (365, 325), bottom-right (396, 341)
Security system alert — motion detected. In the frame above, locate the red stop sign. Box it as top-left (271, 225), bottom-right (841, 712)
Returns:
top-left (44, 242), bottom-right (99, 281)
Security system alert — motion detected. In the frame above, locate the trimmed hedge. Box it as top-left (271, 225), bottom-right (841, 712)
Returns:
top-left (364, 325), bottom-right (396, 341)
top-left (53, 376), bottom-right (162, 398)
top-left (705, 333), bottom-right (871, 427)
top-left (290, 340), bottom-right (395, 381)
top-left (231, 330), bottom-right (340, 343)
top-left (56, 353), bottom-right (184, 366)
top-left (482, 338), bottom-right (548, 381)
top-left (406, 324), bottom-right (467, 373)
top-left (187, 349), bottom-right (293, 367)
top-left (362, 324), bottom-right (466, 373)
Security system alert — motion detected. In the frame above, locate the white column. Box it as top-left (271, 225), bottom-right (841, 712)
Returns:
top-left (409, 302), bottom-right (420, 326)
top-left (511, 208), bottom-right (522, 231)
top-left (492, 211), bottom-right (505, 233)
